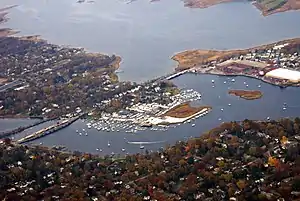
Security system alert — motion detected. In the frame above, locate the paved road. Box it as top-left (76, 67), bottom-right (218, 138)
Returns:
top-left (0, 79), bottom-right (24, 92)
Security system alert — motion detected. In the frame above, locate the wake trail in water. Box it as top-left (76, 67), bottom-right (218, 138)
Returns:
top-left (127, 140), bottom-right (165, 144)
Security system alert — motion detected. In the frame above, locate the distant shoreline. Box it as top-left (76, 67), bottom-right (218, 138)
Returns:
top-left (171, 38), bottom-right (300, 87)
top-left (181, 0), bottom-right (300, 16)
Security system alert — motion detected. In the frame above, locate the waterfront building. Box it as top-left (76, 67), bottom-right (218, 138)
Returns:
top-left (265, 68), bottom-right (300, 83)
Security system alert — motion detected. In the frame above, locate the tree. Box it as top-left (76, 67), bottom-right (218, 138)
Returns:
top-left (179, 159), bottom-right (186, 166)
top-left (221, 173), bottom-right (233, 182)
top-left (217, 160), bottom-right (225, 168)
top-left (236, 180), bottom-right (247, 190)
top-left (3, 138), bottom-right (11, 145)
top-left (280, 136), bottom-right (288, 145)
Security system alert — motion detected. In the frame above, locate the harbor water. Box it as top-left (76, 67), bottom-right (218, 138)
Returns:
top-left (7, 74), bottom-right (300, 155)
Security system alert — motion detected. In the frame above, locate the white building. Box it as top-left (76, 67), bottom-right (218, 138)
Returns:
top-left (265, 68), bottom-right (300, 83)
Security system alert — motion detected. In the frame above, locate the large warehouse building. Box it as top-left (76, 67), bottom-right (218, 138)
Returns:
top-left (265, 68), bottom-right (300, 83)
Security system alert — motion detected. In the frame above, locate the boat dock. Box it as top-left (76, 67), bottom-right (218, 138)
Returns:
top-left (17, 116), bottom-right (80, 144)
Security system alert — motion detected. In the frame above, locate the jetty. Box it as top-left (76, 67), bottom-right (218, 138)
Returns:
top-left (17, 116), bottom-right (80, 144)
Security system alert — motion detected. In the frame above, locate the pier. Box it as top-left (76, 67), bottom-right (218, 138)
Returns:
top-left (17, 116), bottom-right (80, 144)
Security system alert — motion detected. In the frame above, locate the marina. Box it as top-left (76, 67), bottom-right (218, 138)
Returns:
top-left (4, 74), bottom-right (299, 155)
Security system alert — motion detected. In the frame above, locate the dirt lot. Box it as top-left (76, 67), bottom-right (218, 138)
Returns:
top-left (163, 102), bottom-right (211, 118)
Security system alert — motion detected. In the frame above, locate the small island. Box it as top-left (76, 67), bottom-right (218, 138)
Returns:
top-left (229, 89), bottom-right (263, 100)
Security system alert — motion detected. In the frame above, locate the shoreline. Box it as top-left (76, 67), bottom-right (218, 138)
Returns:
top-left (146, 107), bottom-right (211, 125)
top-left (172, 37), bottom-right (300, 71)
top-left (181, 0), bottom-right (300, 16)
top-left (2, 117), bottom-right (300, 200)
top-left (193, 70), bottom-right (293, 87)
top-left (172, 37), bottom-right (300, 87)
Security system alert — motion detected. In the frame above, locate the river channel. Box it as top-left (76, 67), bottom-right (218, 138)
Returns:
top-left (1, 0), bottom-right (300, 154)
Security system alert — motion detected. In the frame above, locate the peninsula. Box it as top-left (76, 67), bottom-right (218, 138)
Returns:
top-left (163, 102), bottom-right (211, 119)
top-left (181, 0), bottom-right (300, 16)
top-left (172, 38), bottom-right (300, 87)
top-left (0, 6), bottom-right (208, 137)
top-left (229, 89), bottom-right (263, 100)
top-left (143, 102), bottom-right (212, 125)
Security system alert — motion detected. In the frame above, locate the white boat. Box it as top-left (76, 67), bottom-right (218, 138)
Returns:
top-left (228, 103), bottom-right (231, 106)
top-left (192, 124), bottom-right (195, 127)
top-left (76, 130), bottom-right (79, 133)
top-left (221, 108), bottom-right (224, 111)
top-left (122, 148), bottom-right (126, 152)
top-left (96, 148), bottom-right (99, 151)
top-left (246, 85), bottom-right (249, 87)
top-left (258, 85), bottom-right (261, 88)
top-left (218, 118), bottom-right (222, 121)
top-left (231, 79), bottom-right (235, 82)
top-left (212, 85), bottom-right (215, 88)
top-left (212, 80), bottom-right (215, 83)
top-left (79, 133), bottom-right (82, 136)
top-left (85, 133), bottom-right (88, 136)
top-left (224, 81), bottom-right (227, 84)
top-left (140, 145), bottom-right (145, 149)
top-left (283, 107), bottom-right (287, 110)
top-left (108, 142), bottom-right (111, 147)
